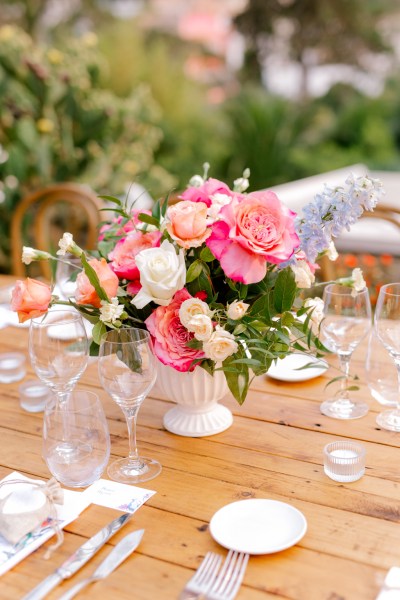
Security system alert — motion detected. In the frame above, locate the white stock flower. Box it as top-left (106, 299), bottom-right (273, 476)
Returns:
top-left (99, 297), bottom-right (124, 324)
top-left (227, 300), bottom-right (249, 320)
top-left (304, 297), bottom-right (324, 331)
top-left (179, 298), bottom-right (212, 328)
top-left (291, 260), bottom-right (315, 289)
top-left (327, 241), bottom-right (338, 261)
top-left (203, 326), bottom-right (238, 362)
top-left (208, 193), bottom-right (232, 221)
top-left (22, 246), bottom-right (51, 265)
top-left (188, 314), bottom-right (213, 341)
top-left (351, 268), bottom-right (366, 294)
top-left (131, 239), bottom-right (186, 309)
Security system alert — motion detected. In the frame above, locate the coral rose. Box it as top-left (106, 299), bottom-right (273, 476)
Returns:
top-left (166, 201), bottom-right (211, 249)
top-left (145, 288), bottom-right (205, 372)
top-left (75, 258), bottom-right (119, 308)
top-left (11, 278), bottom-right (52, 323)
top-left (206, 191), bottom-right (299, 284)
top-left (108, 230), bottom-right (161, 280)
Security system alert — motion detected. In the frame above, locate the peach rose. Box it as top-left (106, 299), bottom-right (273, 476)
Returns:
top-left (75, 258), bottom-right (119, 308)
top-left (11, 278), bottom-right (52, 323)
top-left (166, 201), bottom-right (211, 249)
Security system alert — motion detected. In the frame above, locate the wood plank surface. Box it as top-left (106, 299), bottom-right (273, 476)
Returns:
top-left (0, 277), bottom-right (399, 599)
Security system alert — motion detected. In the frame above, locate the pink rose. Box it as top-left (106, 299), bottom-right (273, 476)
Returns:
top-left (75, 258), bottom-right (119, 308)
top-left (206, 191), bottom-right (299, 284)
top-left (108, 230), bottom-right (161, 280)
top-left (180, 178), bottom-right (234, 208)
top-left (166, 201), bottom-right (211, 249)
top-left (11, 278), bottom-right (52, 323)
top-left (145, 288), bottom-right (205, 372)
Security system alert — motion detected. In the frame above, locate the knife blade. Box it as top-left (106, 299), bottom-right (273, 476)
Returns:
top-left (57, 529), bottom-right (144, 600)
top-left (22, 512), bottom-right (133, 600)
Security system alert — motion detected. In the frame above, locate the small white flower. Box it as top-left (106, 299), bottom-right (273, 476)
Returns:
top-left (22, 246), bottom-right (52, 265)
top-left (179, 298), bottom-right (212, 328)
top-left (56, 232), bottom-right (82, 257)
top-left (188, 174), bottom-right (204, 188)
top-left (208, 193), bottom-right (232, 221)
top-left (351, 268), bottom-right (366, 294)
top-left (188, 314), bottom-right (213, 341)
top-left (304, 297), bottom-right (324, 331)
top-left (99, 297), bottom-right (124, 324)
top-left (233, 176), bottom-right (249, 193)
top-left (327, 241), bottom-right (338, 261)
top-left (291, 260), bottom-right (315, 289)
top-left (227, 300), bottom-right (249, 320)
top-left (203, 326), bottom-right (238, 362)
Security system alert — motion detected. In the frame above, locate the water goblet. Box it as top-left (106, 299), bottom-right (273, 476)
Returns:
top-left (98, 327), bottom-right (161, 484)
top-left (43, 390), bottom-right (110, 487)
top-left (365, 330), bottom-right (398, 408)
top-left (29, 310), bottom-right (89, 404)
top-left (374, 282), bottom-right (400, 431)
top-left (320, 283), bottom-right (371, 419)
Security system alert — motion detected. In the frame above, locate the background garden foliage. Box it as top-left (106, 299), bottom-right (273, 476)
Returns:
top-left (1, 0), bottom-right (400, 272)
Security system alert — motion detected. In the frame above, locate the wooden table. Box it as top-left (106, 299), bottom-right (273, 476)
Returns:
top-left (1, 280), bottom-right (399, 599)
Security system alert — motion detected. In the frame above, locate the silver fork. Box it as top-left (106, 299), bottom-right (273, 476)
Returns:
top-left (179, 552), bottom-right (223, 599)
top-left (205, 550), bottom-right (249, 600)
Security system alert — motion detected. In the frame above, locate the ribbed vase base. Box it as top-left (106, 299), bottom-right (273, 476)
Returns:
top-left (163, 403), bottom-right (233, 437)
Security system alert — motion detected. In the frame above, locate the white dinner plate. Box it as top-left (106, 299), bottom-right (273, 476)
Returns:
top-left (266, 353), bottom-right (328, 382)
top-left (209, 499), bottom-right (307, 555)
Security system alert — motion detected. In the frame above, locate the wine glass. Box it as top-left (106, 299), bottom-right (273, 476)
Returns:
top-left (43, 390), bottom-right (110, 487)
top-left (320, 283), bottom-right (372, 419)
top-left (365, 330), bottom-right (398, 408)
top-left (55, 256), bottom-right (83, 300)
top-left (29, 310), bottom-right (89, 404)
top-left (29, 310), bottom-right (89, 462)
top-left (98, 327), bottom-right (161, 484)
top-left (374, 282), bottom-right (400, 431)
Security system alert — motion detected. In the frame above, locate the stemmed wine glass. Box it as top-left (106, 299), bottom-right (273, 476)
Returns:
top-left (29, 310), bottom-right (89, 404)
top-left (374, 282), bottom-right (400, 431)
top-left (98, 327), bottom-right (162, 484)
top-left (29, 310), bottom-right (89, 461)
top-left (320, 283), bottom-right (372, 419)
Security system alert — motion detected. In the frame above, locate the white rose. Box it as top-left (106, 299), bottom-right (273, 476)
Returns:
top-left (291, 260), bottom-right (315, 289)
top-left (203, 326), bottom-right (238, 362)
top-left (304, 297), bottom-right (324, 331)
top-left (188, 314), bottom-right (213, 341)
top-left (131, 239), bottom-right (186, 309)
top-left (179, 298), bottom-right (212, 328)
top-left (227, 300), bottom-right (249, 320)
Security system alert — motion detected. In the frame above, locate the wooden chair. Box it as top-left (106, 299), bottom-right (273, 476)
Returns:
top-left (11, 183), bottom-right (104, 279)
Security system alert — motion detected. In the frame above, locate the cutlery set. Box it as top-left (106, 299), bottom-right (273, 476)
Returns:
top-left (21, 511), bottom-right (249, 600)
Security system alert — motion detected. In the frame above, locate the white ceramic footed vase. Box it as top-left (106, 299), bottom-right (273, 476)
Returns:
top-left (156, 361), bottom-right (233, 437)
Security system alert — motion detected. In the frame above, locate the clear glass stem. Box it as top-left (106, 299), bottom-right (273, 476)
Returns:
top-left (124, 408), bottom-right (141, 467)
top-left (56, 390), bottom-right (72, 442)
top-left (395, 360), bottom-right (400, 411)
top-left (338, 351), bottom-right (352, 404)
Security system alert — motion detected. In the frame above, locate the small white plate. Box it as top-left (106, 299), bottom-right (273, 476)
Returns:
top-left (266, 353), bottom-right (328, 382)
top-left (209, 499), bottom-right (307, 555)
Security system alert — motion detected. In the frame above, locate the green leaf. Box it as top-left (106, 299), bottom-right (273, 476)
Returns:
top-left (98, 240), bottom-right (115, 258)
top-left (200, 246), bottom-right (215, 262)
top-left (89, 340), bottom-right (100, 356)
top-left (80, 254), bottom-right (109, 303)
top-left (186, 260), bottom-right (203, 283)
top-left (223, 356), bottom-right (249, 405)
top-left (92, 321), bottom-right (107, 345)
top-left (274, 269), bottom-right (296, 313)
top-left (98, 195), bottom-right (122, 205)
top-left (138, 213), bottom-right (159, 227)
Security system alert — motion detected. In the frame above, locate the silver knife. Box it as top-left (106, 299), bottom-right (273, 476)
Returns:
top-left (22, 512), bottom-right (133, 600)
top-left (57, 529), bottom-right (144, 600)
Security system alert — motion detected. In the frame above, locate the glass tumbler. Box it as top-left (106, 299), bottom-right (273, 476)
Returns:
top-left (323, 440), bottom-right (366, 482)
top-left (42, 390), bottom-right (110, 488)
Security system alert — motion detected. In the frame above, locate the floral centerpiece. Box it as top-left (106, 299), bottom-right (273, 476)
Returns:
top-left (11, 165), bottom-right (384, 406)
